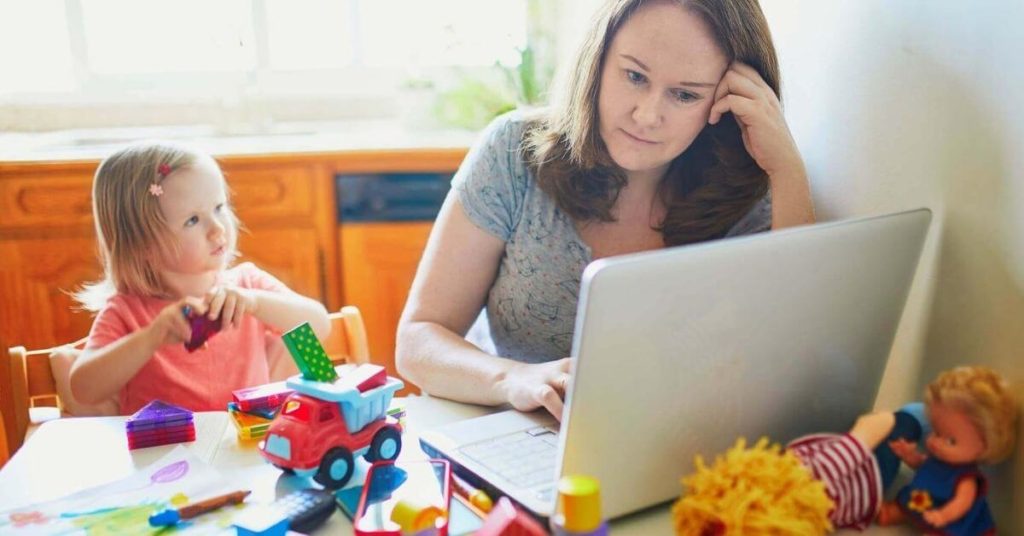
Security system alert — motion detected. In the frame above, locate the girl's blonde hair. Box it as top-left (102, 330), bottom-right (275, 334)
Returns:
top-left (75, 142), bottom-right (238, 311)
top-left (525, 0), bottom-right (780, 246)
top-left (926, 366), bottom-right (1018, 464)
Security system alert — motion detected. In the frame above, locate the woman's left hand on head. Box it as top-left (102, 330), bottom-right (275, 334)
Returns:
top-left (708, 62), bottom-right (804, 178)
top-left (205, 285), bottom-right (257, 329)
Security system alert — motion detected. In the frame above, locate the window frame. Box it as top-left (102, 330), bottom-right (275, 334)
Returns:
top-left (1, 0), bottom-right (539, 130)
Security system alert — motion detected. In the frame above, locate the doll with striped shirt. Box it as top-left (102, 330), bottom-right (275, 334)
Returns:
top-left (672, 366), bottom-right (1016, 535)
top-left (672, 409), bottom-right (924, 534)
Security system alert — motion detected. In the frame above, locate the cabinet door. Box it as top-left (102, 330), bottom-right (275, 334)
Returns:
top-left (340, 221), bottom-right (433, 393)
top-left (0, 234), bottom-right (102, 350)
top-left (237, 227), bottom-right (323, 301)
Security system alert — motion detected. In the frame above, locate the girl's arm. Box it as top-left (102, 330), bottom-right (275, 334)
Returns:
top-left (248, 290), bottom-right (330, 340)
top-left (206, 285), bottom-right (330, 340)
top-left (69, 296), bottom-right (204, 405)
top-left (923, 478), bottom-right (978, 528)
top-left (396, 195), bottom-right (572, 420)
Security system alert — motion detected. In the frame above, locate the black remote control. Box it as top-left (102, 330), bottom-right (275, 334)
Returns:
top-left (275, 488), bottom-right (337, 533)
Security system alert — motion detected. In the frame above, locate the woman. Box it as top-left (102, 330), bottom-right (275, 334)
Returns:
top-left (397, 0), bottom-right (813, 419)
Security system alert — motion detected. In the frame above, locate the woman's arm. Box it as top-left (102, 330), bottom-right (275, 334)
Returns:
top-left (397, 195), bottom-right (571, 419)
top-left (708, 62), bottom-right (815, 229)
top-left (768, 165), bottom-right (815, 230)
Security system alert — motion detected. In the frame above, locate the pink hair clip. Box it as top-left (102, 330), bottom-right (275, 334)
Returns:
top-left (150, 163), bottom-right (172, 196)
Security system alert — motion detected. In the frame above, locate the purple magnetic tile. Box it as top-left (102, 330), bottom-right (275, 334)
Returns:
top-left (126, 400), bottom-right (193, 428)
top-left (184, 310), bottom-right (222, 352)
top-left (128, 431), bottom-right (196, 445)
top-left (127, 424), bottom-right (196, 441)
top-left (128, 434), bottom-right (196, 450)
top-left (125, 415), bottom-right (193, 431)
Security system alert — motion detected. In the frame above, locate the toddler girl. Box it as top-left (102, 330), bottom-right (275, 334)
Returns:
top-left (70, 142), bottom-right (330, 414)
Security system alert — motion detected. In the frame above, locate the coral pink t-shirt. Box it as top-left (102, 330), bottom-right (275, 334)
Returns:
top-left (86, 262), bottom-right (288, 415)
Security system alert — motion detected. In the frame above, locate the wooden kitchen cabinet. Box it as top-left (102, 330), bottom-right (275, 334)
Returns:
top-left (340, 221), bottom-right (435, 393)
top-left (0, 148), bottom-right (465, 407)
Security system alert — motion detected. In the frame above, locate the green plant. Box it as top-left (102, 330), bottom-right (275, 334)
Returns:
top-left (432, 0), bottom-right (555, 129)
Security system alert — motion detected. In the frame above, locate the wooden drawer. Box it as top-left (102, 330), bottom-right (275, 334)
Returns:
top-left (0, 169), bottom-right (94, 230)
top-left (222, 164), bottom-right (316, 223)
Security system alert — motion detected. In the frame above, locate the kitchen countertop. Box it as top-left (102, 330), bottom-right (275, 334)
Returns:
top-left (0, 119), bottom-right (478, 163)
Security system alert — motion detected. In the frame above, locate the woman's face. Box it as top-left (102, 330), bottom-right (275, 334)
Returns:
top-left (597, 1), bottom-right (729, 183)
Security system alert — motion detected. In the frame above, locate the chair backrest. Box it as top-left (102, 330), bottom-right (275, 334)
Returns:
top-left (3, 338), bottom-right (84, 459)
top-left (0, 308), bottom-right (369, 460)
top-left (323, 305), bottom-right (370, 366)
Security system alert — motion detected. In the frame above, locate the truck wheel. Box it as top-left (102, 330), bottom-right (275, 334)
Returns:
top-left (366, 426), bottom-right (402, 462)
top-left (314, 447), bottom-right (355, 489)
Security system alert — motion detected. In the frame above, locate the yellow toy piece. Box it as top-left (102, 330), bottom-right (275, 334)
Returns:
top-left (672, 437), bottom-right (834, 536)
top-left (390, 498), bottom-right (445, 532)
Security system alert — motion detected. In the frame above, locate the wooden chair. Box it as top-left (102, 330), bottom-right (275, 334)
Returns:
top-left (2, 338), bottom-right (85, 461)
top-left (323, 305), bottom-right (371, 366)
top-left (0, 307), bottom-right (369, 463)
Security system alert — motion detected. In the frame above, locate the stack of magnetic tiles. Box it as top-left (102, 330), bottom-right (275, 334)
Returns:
top-left (125, 400), bottom-right (195, 450)
top-left (229, 381), bottom-right (295, 440)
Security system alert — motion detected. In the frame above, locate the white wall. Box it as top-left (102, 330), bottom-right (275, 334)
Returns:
top-left (762, 1), bottom-right (1024, 529)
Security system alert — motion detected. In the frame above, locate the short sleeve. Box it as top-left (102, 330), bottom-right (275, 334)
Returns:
top-left (451, 113), bottom-right (531, 241)
top-left (725, 191), bottom-right (772, 237)
top-left (85, 301), bottom-right (130, 351)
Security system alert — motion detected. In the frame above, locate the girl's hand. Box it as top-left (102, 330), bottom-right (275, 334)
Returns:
top-left (497, 358), bottom-right (572, 421)
top-left (708, 62), bottom-right (804, 179)
top-left (206, 285), bottom-right (257, 329)
top-left (148, 297), bottom-right (207, 348)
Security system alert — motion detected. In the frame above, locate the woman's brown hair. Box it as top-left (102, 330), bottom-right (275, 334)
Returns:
top-left (524, 0), bottom-right (780, 245)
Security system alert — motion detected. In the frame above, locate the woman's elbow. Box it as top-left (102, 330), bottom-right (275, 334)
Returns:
top-left (395, 323), bottom-right (425, 387)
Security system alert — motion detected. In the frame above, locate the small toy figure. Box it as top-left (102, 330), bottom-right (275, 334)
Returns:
top-left (877, 366), bottom-right (1018, 534)
top-left (671, 366), bottom-right (1017, 536)
top-left (552, 475), bottom-right (609, 536)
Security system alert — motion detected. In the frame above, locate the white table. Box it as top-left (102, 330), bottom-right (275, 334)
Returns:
top-left (0, 396), bottom-right (912, 534)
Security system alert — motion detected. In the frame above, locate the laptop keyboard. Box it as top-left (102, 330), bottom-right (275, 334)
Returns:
top-left (459, 426), bottom-right (559, 498)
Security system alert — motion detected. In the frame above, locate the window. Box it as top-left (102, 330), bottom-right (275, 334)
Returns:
top-left (0, 0), bottom-right (542, 130)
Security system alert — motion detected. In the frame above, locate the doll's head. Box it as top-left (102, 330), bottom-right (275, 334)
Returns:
top-left (672, 438), bottom-right (833, 536)
top-left (924, 366), bottom-right (1018, 465)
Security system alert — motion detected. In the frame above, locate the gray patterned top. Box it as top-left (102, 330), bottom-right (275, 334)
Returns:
top-left (451, 112), bottom-right (772, 363)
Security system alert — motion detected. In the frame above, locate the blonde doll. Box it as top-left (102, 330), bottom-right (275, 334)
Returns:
top-left (70, 142), bottom-right (330, 414)
top-left (671, 366), bottom-right (1017, 535)
top-left (878, 366), bottom-right (1017, 534)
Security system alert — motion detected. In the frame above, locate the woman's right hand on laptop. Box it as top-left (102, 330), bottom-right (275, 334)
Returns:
top-left (497, 357), bottom-right (572, 421)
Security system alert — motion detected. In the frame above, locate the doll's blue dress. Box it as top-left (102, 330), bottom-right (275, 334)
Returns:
top-left (897, 458), bottom-right (995, 535)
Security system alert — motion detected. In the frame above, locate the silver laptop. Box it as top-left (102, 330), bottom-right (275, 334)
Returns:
top-left (420, 208), bottom-right (931, 520)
